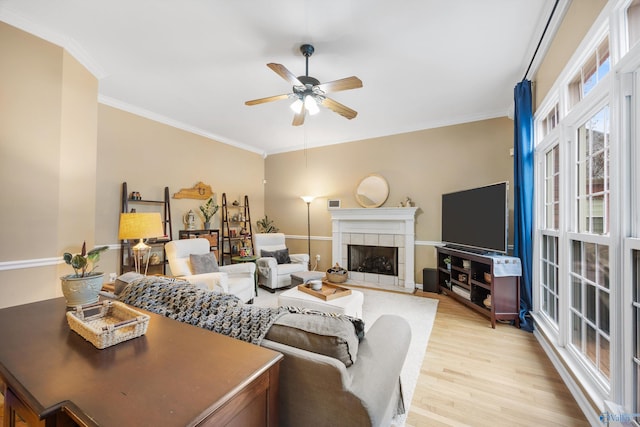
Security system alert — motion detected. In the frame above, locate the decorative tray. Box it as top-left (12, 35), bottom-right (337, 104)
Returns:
top-left (298, 281), bottom-right (352, 301)
top-left (66, 301), bottom-right (150, 349)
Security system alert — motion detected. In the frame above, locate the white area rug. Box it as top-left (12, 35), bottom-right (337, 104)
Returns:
top-left (253, 287), bottom-right (438, 426)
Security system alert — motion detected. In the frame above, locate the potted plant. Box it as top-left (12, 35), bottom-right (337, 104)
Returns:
top-left (61, 242), bottom-right (109, 307)
top-left (256, 215), bottom-right (279, 233)
top-left (199, 198), bottom-right (219, 229)
top-left (443, 257), bottom-right (451, 270)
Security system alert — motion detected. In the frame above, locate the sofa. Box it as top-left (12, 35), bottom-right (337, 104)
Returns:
top-left (254, 233), bottom-right (309, 291)
top-left (116, 276), bottom-right (411, 427)
top-left (164, 238), bottom-right (255, 303)
top-left (262, 313), bottom-right (412, 427)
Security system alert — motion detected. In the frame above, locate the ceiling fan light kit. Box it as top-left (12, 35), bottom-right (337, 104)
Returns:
top-left (245, 44), bottom-right (363, 126)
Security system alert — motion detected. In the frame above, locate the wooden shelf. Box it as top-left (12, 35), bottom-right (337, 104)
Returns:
top-left (179, 229), bottom-right (220, 259)
top-left (221, 194), bottom-right (253, 265)
top-left (437, 246), bottom-right (520, 328)
top-left (120, 182), bottom-right (173, 275)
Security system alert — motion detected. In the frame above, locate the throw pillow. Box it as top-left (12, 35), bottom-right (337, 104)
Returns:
top-left (261, 248), bottom-right (291, 264)
top-left (114, 271), bottom-right (145, 295)
top-left (265, 312), bottom-right (359, 366)
top-left (190, 252), bottom-right (219, 274)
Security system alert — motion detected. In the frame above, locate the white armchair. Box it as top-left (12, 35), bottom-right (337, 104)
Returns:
top-left (254, 233), bottom-right (309, 292)
top-left (165, 238), bottom-right (255, 303)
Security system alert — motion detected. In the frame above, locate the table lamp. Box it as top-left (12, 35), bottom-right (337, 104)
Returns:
top-left (118, 212), bottom-right (164, 275)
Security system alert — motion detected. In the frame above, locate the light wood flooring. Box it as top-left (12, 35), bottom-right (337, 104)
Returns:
top-left (407, 291), bottom-right (589, 427)
top-left (0, 291), bottom-right (589, 427)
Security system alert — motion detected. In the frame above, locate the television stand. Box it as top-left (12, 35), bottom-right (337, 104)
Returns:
top-left (437, 246), bottom-right (520, 328)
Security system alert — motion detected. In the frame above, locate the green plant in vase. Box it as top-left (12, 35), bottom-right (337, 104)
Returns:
top-left (61, 242), bottom-right (109, 307)
top-left (256, 215), bottom-right (279, 233)
top-left (443, 257), bottom-right (451, 270)
top-left (199, 197), bottom-right (219, 229)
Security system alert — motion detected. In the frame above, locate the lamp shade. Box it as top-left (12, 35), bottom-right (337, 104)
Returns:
top-left (301, 196), bottom-right (315, 204)
top-left (118, 213), bottom-right (164, 240)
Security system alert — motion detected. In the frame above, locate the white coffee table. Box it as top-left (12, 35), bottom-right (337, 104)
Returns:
top-left (278, 286), bottom-right (364, 318)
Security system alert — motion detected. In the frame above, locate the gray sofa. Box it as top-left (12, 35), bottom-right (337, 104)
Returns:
top-left (114, 277), bottom-right (411, 426)
top-left (261, 314), bottom-right (412, 427)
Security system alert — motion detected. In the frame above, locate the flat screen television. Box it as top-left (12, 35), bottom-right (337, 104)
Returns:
top-left (441, 182), bottom-right (508, 254)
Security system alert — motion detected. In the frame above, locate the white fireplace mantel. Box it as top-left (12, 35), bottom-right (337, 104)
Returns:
top-left (331, 207), bottom-right (418, 289)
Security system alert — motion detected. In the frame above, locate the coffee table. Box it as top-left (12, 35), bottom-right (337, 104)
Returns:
top-left (278, 286), bottom-right (364, 318)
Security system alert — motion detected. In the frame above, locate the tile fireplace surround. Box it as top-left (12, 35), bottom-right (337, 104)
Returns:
top-left (331, 207), bottom-right (418, 290)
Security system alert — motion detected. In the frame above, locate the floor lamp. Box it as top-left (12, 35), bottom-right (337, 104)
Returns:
top-left (118, 212), bottom-right (164, 275)
top-left (301, 196), bottom-right (315, 269)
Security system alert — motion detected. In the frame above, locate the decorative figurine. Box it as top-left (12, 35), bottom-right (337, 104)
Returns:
top-left (400, 197), bottom-right (414, 207)
top-left (184, 209), bottom-right (196, 230)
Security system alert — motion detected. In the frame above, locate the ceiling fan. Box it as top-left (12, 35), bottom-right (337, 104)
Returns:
top-left (245, 44), bottom-right (363, 126)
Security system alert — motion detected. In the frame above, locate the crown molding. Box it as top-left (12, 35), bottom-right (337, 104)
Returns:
top-left (0, 7), bottom-right (108, 79)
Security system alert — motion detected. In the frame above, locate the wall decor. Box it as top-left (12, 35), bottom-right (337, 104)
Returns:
top-left (355, 174), bottom-right (389, 208)
top-left (173, 182), bottom-right (213, 200)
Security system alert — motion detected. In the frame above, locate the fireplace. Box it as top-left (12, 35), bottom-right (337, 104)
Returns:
top-left (331, 207), bottom-right (418, 290)
top-left (348, 244), bottom-right (398, 276)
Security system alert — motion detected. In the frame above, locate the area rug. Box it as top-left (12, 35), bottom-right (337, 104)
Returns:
top-left (253, 287), bottom-right (438, 426)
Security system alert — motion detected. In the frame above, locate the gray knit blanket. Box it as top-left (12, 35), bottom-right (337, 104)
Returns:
top-left (118, 276), bottom-right (286, 345)
top-left (118, 276), bottom-right (365, 345)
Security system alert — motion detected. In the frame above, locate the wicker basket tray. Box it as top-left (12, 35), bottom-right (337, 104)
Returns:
top-left (326, 271), bottom-right (348, 283)
top-left (66, 301), bottom-right (150, 349)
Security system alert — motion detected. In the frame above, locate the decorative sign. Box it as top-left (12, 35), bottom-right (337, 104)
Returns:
top-left (173, 182), bottom-right (213, 200)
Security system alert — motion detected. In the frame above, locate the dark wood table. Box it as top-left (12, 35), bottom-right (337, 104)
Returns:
top-left (0, 298), bottom-right (282, 426)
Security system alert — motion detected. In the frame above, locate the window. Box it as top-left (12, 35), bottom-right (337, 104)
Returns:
top-left (540, 145), bottom-right (561, 325)
top-left (568, 37), bottom-right (610, 109)
top-left (541, 103), bottom-right (560, 138)
top-left (541, 235), bottom-right (559, 324)
top-left (533, 3), bottom-right (640, 419)
top-left (570, 240), bottom-right (610, 380)
top-left (545, 145), bottom-right (560, 230)
top-left (576, 106), bottom-right (610, 235)
top-left (627, 0), bottom-right (640, 51)
top-left (633, 249), bottom-right (640, 419)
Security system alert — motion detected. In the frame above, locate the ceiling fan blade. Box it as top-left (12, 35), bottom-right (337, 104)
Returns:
top-left (267, 63), bottom-right (303, 87)
top-left (292, 109), bottom-right (305, 126)
top-left (320, 97), bottom-right (358, 120)
top-left (245, 94), bottom-right (290, 106)
top-left (315, 76), bottom-right (363, 93)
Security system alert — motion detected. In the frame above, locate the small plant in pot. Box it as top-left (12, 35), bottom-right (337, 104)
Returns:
top-left (256, 215), bottom-right (279, 233)
top-left (199, 197), bottom-right (219, 230)
top-left (61, 242), bottom-right (109, 307)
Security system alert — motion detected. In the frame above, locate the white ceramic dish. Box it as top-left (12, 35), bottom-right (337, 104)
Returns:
top-left (308, 280), bottom-right (323, 291)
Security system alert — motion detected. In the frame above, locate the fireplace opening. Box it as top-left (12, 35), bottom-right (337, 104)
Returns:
top-left (348, 244), bottom-right (398, 276)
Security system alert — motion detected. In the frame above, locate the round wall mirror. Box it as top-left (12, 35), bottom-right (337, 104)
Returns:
top-left (355, 174), bottom-right (389, 208)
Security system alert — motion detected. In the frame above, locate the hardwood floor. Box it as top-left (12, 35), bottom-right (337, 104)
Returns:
top-left (0, 292), bottom-right (589, 427)
top-left (407, 292), bottom-right (589, 427)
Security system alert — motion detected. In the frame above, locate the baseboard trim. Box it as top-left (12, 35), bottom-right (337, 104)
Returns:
top-left (532, 314), bottom-right (603, 426)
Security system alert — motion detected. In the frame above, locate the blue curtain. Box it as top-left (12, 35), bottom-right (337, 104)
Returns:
top-left (514, 80), bottom-right (534, 332)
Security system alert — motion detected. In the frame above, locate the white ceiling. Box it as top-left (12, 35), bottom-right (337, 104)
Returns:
top-left (0, 0), bottom-right (558, 156)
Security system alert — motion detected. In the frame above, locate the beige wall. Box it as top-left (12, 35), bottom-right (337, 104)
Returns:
top-left (95, 105), bottom-right (265, 276)
top-left (0, 22), bottom-right (99, 307)
top-left (0, 23), bottom-right (264, 308)
top-left (534, 0), bottom-right (607, 108)
top-left (264, 117), bottom-right (515, 282)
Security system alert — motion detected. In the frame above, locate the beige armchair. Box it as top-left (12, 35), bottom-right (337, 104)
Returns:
top-left (165, 238), bottom-right (255, 303)
top-left (254, 233), bottom-right (309, 292)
